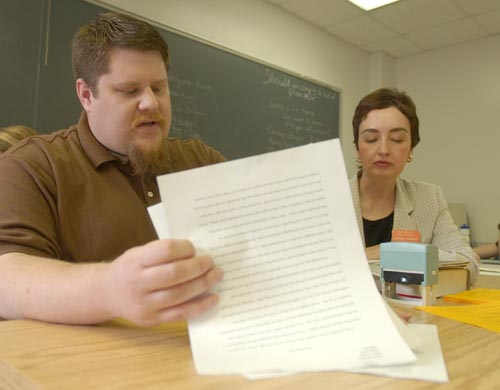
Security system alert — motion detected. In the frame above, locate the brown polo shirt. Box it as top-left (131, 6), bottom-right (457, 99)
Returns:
top-left (0, 113), bottom-right (225, 262)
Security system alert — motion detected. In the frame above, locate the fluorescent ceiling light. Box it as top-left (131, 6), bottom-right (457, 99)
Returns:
top-left (348, 0), bottom-right (399, 11)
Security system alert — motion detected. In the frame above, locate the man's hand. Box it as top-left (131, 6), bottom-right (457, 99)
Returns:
top-left (104, 239), bottom-right (224, 327)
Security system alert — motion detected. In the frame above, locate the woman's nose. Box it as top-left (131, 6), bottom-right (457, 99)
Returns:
top-left (378, 138), bottom-right (389, 155)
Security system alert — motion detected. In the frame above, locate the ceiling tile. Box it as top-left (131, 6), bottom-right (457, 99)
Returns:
top-left (363, 36), bottom-right (422, 57)
top-left (279, 0), bottom-right (362, 27)
top-left (474, 9), bottom-right (500, 33)
top-left (263, 0), bottom-right (499, 58)
top-left (453, 0), bottom-right (500, 15)
top-left (371, 0), bottom-right (466, 34)
top-left (406, 17), bottom-right (489, 50)
top-left (326, 14), bottom-right (397, 46)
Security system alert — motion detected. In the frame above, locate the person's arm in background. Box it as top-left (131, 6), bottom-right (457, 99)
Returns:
top-left (472, 223), bottom-right (500, 259)
top-left (473, 243), bottom-right (498, 259)
top-left (0, 240), bottom-right (223, 326)
top-left (429, 187), bottom-right (479, 284)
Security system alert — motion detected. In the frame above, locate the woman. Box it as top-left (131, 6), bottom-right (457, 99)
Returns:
top-left (0, 125), bottom-right (37, 153)
top-left (350, 88), bottom-right (479, 283)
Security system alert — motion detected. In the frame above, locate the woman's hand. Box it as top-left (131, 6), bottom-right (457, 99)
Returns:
top-left (396, 309), bottom-right (412, 323)
top-left (365, 245), bottom-right (381, 260)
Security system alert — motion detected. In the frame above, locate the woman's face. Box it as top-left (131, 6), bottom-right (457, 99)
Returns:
top-left (356, 106), bottom-right (413, 181)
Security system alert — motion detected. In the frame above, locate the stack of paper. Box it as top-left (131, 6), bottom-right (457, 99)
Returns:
top-left (417, 288), bottom-right (500, 333)
top-left (151, 139), bottom-right (448, 382)
top-left (479, 261), bottom-right (500, 275)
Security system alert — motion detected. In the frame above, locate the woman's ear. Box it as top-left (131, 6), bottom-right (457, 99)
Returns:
top-left (407, 149), bottom-right (414, 163)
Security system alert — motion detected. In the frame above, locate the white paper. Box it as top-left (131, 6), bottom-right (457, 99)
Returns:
top-left (156, 139), bottom-right (416, 374)
top-left (352, 324), bottom-right (448, 382)
top-left (147, 202), bottom-right (170, 238)
top-left (148, 205), bottom-right (432, 378)
top-left (479, 262), bottom-right (500, 275)
top-left (383, 300), bottom-right (422, 351)
top-left (245, 324), bottom-right (448, 383)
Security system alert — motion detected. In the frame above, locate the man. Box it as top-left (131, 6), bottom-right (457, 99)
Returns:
top-left (0, 12), bottom-right (224, 326)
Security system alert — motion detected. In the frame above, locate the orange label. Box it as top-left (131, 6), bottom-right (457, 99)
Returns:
top-left (391, 229), bottom-right (421, 243)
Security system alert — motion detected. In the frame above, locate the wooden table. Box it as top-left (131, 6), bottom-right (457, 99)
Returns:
top-left (1, 276), bottom-right (499, 390)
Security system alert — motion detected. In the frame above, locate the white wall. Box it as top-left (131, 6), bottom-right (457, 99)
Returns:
top-left (91, 0), bottom-right (370, 175)
top-left (369, 52), bottom-right (396, 91)
top-left (91, 0), bottom-right (498, 245)
top-left (397, 35), bottom-right (500, 245)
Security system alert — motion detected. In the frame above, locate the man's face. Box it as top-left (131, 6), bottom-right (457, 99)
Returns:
top-left (79, 48), bottom-right (171, 171)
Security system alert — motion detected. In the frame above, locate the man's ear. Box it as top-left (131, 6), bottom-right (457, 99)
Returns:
top-left (76, 78), bottom-right (93, 111)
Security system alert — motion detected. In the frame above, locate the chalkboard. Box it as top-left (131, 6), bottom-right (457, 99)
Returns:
top-left (4, 0), bottom-right (341, 160)
top-left (0, 0), bottom-right (44, 128)
top-left (167, 32), bottom-right (341, 159)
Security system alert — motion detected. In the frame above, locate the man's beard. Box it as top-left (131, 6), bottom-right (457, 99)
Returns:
top-left (128, 115), bottom-right (170, 177)
top-left (129, 136), bottom-right (171, 177)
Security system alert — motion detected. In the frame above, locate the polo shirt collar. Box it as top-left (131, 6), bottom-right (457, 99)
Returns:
top-left (76, 111), bottom-right (119, 169)
top-left (76, 111), bottom-right (177, 175)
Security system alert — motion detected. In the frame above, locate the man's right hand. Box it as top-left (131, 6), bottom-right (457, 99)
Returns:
top-left (103, 239), bottom-right (224, 327)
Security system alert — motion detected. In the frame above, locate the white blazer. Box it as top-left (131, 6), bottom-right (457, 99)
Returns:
top-left (349, 172), bottom-right (479, 283)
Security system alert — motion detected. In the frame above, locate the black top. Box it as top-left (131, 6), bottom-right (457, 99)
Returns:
top-left (363, 212), bottom-right (394, 247)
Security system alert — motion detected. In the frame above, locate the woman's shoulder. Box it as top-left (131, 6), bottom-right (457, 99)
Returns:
top-left (397, 177), bottom-right (443, 199)
top-left (1, 127), bottom-right (79, 162)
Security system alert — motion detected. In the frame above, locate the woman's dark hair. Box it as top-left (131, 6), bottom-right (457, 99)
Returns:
top-left (352, 88), bottom-right (420, 148)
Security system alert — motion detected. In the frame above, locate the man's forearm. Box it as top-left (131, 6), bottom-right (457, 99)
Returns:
top-left (0, 252), bottom-right (112, 324)
top-left (0, 240), bottom-right (224, 327)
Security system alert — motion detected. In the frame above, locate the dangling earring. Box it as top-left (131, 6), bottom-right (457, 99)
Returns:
top-left (407, 154), bottom-right (413, 163)
top-left (356, 156), bottom-right (361, 163)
